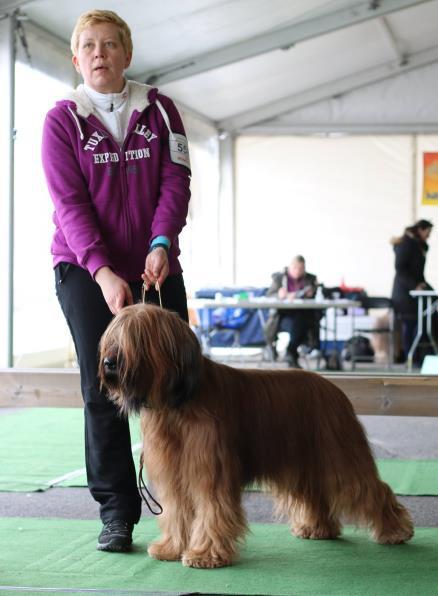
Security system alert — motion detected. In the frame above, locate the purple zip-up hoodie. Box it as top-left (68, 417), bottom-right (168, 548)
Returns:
top-left (42, 80), bottom-right (191, 281)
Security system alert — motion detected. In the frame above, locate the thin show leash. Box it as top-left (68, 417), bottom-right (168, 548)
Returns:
top-left (137, 279), bottom-right (164, 516)
top-left (138, 452), bottom-right (163, 516)
top-left (141, 279), bottom-right (163, 309)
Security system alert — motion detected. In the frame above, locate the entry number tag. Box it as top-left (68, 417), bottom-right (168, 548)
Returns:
top-left (169, 133), bottom-right (191, 169)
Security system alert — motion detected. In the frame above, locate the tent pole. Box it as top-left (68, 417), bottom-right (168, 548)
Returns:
top-left (0, 12), bottom-right (16, 367)
top-left (218, 132), bottom-right (236, 284)
top-left (412, 134), bottom-right (418, 223)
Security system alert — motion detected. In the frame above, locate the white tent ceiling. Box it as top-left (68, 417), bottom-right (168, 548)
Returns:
top-left (2, 0), bottom-right (438, 133)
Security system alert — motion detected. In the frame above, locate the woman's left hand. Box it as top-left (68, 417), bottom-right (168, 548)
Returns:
top-left (142, 247), bottom-right (169, 290)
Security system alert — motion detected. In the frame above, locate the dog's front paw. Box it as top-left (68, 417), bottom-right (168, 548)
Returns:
top-left (148, 539), bottom-right (182, 561)
top-left (293, 523), bottom-right (340, 540)
top-left (182, 551), bottom-right (232, 568)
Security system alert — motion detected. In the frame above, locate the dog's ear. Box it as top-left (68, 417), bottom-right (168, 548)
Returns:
top-left (165, 321), bottom-right (201, 408)
top-left (141, 305), bottom-right (202, 409)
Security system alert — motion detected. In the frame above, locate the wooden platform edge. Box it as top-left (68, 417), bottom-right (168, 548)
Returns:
top-left (0, 368), bottom-right (438, 416)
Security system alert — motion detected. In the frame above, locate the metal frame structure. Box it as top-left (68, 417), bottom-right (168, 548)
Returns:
top-left (218, 44), bottom-right (438, 132)
top-left (138, 0), bottom-right (430, 86)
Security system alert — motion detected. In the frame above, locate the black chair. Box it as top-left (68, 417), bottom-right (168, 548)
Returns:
top-left (350, 297), bottom-right (394, 370)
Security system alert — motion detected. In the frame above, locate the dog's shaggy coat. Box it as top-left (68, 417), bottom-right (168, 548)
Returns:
top-left (99, 304), bottom-right (414, 568)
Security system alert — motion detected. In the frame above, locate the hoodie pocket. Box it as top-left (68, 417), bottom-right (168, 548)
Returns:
top-left (55, 262), bottom-right (72, 285)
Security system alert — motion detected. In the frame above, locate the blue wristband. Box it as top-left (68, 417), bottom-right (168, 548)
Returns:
top-left (148, 243), bottom-right (169, 254)
top-left (150, 235), bottom-right (170, 249)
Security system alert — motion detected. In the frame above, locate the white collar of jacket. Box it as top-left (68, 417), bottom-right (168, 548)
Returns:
top-left (63, 79), bottom-right (154, 119)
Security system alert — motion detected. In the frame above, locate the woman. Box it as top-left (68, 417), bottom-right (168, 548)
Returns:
top-left (42, 10), bottom-right (191, 552)
top-left (391, 219), bottom-right (433, 363)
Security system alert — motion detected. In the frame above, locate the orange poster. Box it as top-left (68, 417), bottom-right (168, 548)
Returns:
top-left (422, 152), bottom-right (438, 205)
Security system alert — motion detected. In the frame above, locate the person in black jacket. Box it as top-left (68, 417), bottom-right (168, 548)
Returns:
top-left (391, 219), bottom-right (433, 362)
top-left (264, 255), bottom-right (319, 368)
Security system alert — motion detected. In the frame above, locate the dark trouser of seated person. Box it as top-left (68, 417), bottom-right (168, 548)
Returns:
top-left (278, 310), bottom-right (320, 368)
top-left (264, 255), bottom-right (319, 369)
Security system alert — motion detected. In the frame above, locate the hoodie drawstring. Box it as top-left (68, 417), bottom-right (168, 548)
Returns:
top-left (155, 99), bottom-right (175, 140)
top-left (67, 93), bottom-right (180, 149)
top-left (67, 106), bottom-right (84, 140)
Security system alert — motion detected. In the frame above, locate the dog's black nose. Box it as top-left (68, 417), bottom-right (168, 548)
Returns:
top-left (104, 356), bottom-right (117, 373)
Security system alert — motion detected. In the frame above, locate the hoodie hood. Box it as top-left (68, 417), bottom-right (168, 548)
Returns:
top-left (57, 81), bottom-right (170, 143)
top-left (58, 79), bottom-right (157, 119)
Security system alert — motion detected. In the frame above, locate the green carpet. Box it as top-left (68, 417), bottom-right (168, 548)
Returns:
top-left (377, 459), bottom-right (438, 496)
top-left (1, 518), bottom-right (437, 595)
top-left (0, 408), bottom-right (141, 492)
top-left (1, 409), bottom-right (438, 496)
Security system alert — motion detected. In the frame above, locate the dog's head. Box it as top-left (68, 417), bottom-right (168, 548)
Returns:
top-left (98, 303), bottom-right (202, 415)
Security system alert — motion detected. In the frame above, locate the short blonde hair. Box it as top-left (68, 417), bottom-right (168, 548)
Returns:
top-left (71, 10), bottom-right (133, 56)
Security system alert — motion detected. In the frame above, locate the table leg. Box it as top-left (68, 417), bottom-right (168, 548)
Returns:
top-left (407, 296), bottom-right (424, 371)
top-left (426, 297), bottom-right (438, 354)
top-left (198, 309), bottom-right (212, 356)
top-left (258, 308), bottom-right (273, 362)
top-left (257, 308), bottom-right (266, 330)
top-left (388, 308), bottom-right (394, 369)
top-left (333, 306), bottom-right (342, 371)
top-left (323, 312), bottom-right (328, 360)
top-left (351, 306), bottom-right (356, 371)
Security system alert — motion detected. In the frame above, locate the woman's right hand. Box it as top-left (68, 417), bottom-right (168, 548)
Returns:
top-left (95, 266), bottom-right (133, 315)
top-left (415, 282), bottom-right (427, 290)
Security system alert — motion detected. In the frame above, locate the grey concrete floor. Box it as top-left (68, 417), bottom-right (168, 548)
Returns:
top-left (1, 487), bottom-right (437, 528)
top-left (0, 413), bottom-right (437, 527)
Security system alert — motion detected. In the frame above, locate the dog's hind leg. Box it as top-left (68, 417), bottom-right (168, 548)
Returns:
top-left (351, 479), bottom-right (414, 545)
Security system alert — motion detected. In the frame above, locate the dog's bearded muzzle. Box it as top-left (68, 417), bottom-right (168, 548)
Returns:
top-left (100, 352), bottom-right (149, 415)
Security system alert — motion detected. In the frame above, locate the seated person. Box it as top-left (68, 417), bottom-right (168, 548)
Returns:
top-left (264, 255), bottom-right (320, 368)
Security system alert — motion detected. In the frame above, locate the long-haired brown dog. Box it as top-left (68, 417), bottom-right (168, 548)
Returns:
top-left (99, 303), bottom-right (413, 569)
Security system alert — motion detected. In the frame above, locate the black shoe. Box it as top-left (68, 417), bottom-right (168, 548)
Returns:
top-left (286, 353), bottom-right (302, 369)
top-left (97, 520), bottom-right (133, 552)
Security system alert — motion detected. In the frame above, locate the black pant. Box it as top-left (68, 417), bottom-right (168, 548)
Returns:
top-left (55, 262), bottom-right (188, 524)
top-left (278, 311), bottom-right (319, 357)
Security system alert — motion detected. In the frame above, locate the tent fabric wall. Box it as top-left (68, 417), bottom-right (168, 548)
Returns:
top-left (234, 134), bottom-right (438, 297)
top-left (12, 62), bottom-right (73, 365)
top-left (177, 107), bottom-right (221, 292)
